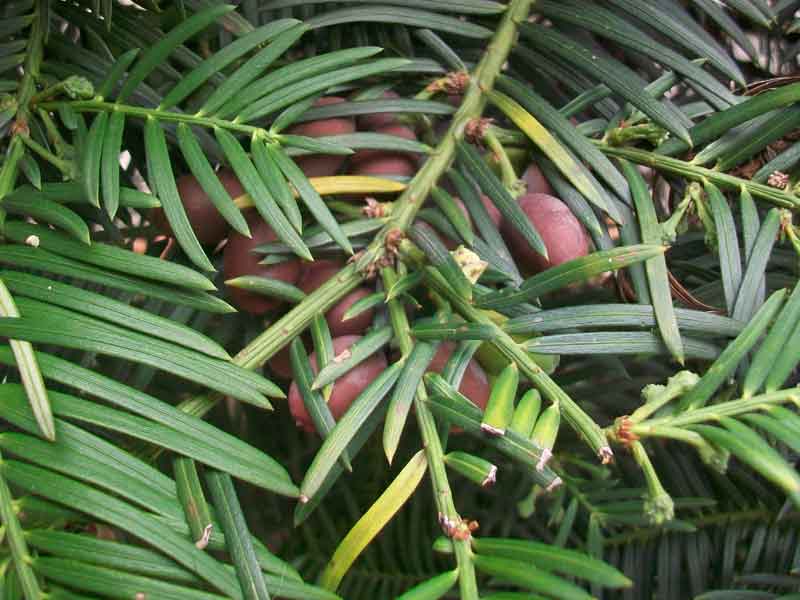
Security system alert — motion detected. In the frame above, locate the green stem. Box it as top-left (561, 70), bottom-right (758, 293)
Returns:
top-left (786, 223), bottom-right (800, 262)
top-left (40, 100), bottom-right (277, 140)
top-left (29, 79), bottom-right (76, 104)
top-left (631, 388), bottom-right (800, 432)
top-left (0, 137), bottom-right (25, 219)
top-left (599, 145), bottom-right (800, 209)
top-left (627, 426), bottom-right (728, 472)
top-left (19, 135), bottom-right (73, 176)
top-left (381, 267), bottom-right (479, 599)
top-left (0, 452), bottom-right (43, 600)
top-left (627, 371), bottom-right (700, 425)
top-left (232, 263), bottom-right (362, 370)
top-left (14, 5), bottom-right (43, 125)
top-left (483, 127), bottom-right (520, 194)
top-left (388, 0), bottom-right (531, 236)
top-left (630, 441), bottom-right (674, 525)
top-left (488, 124), bottom-right (528, 147)
top-left (36, 108), bottom-right (71, 158)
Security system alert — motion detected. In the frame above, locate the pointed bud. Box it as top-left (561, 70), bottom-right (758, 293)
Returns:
top-left (508, 388), bottom-right (541, 438)
top-left (445, 451), bottom-right (498, 488)
top-left (481, 362), bottom-right (518, 436)
top-left (531, 403), bottom-right (560, 453)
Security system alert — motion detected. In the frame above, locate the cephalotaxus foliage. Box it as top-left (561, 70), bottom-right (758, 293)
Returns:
top-left (0, 0), bottom-right (799, 598)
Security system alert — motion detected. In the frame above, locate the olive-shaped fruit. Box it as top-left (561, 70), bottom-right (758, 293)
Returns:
top-left (298, 260), bottom-right (375, 337)
top-left (350, 124), bottom-right (417, 166)
top-left (223, 211), bottom-right (301, 315)
top-left (287, 97), bottom-right (355, 177)
top-left (350, 154), bottom-right (417, 178)
top-left (288, 335), bottom-right (388, 432)
top-left (522, 163), bottom-right (553, 196)
top-left (287, 96), bottom-right (354, 138)
top-left (502, 193), bottom-right (590, 275)
top-left (427, 342), bottom-right (490, 410)
top-left (151, 169), bottom-right (242, 245)
top-left (349, 124), bottom-right (418, 178)
top-left (357, 90), bottom-right (400, 130)
top-left (267, 341), bottom-right (297, 381)
top-left (293, 154), bottom-right (349, 178)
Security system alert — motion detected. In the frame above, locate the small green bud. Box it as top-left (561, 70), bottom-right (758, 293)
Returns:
top-left (531, 403), bottom-right (560, 452)
top-left (645, 492), bottom-right (674, 525)
top-left (444, 451), bottom-right (497, 488)
top-left (508, 388), bottom-right (541, 438)
top-left (64, 76), bottom-right (95, 99)
top-left (481, 362), bottom-right (518, 436)
top-left (0, 93), bottom-right (17, 113)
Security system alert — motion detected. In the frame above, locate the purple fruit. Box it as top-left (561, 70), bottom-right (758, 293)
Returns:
top-left (293, 155), bottom-right (348, 178)
top-left (298, 260), bottom-right (375, 336)
top-left (152, 169), bottom-right (242, 245)
top-left (223, 211), bottom-right (301, 315)
top-left (267, 342), bottom-right (297, 380)
top-left (326, 287), bottom-right (375, 337)
top-left (349, 124), bottom-right (419, 178)
top-left (287, 96), bottom-right (354, 138)
top-left (351, 155), bottom-right (417, 178)
top-left (357, 90), bottom-right (401, 130)
top-left (522, 163), bottom-right (553, 196)
top-left (287, 97), bottom-right (355, 177)
top-left (502, 193), bottom-right (590, 275)
top-left (288, 335), bottom-right (388, 432)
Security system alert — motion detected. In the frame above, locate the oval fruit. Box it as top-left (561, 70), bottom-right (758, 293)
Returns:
top-left (502, 193), bottom-right (590, 275)
top-left (287, 96), bottom-right (354, 138)
top-left (287, 97), bottom-right (355, 177)
top-left (288, 335), bottom-right (388, 432)
top-left (223, 211), bottom-right (301, 315)
top-left (357, 90), bottom-right (400, 130)
top-left (152, 169), bottom-right (242, 245)
top-left (267, 341), bottom-right (296, 380)
top-left (349, 124), bottom-right (417, 166)
top-left (522, 163), bottom-right (553, 196)
top-left (350, 124), bottom-right (418, 178)
top-left (293, 154), bottom-right (349, 178)
top-left (351, 154), bottom-right (417, 178)
top-left (298, 260), bottom-right (374, 336)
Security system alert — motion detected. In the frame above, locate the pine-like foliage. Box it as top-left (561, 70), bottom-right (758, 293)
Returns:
top-left (0, 0), bottom-right (799, 598)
